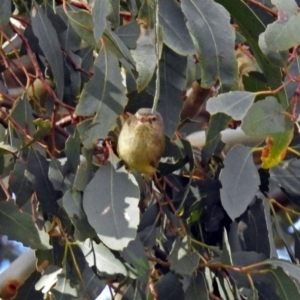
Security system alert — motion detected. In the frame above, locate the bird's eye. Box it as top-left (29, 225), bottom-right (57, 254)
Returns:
top-left (151, 116), bottom-right (157, 122)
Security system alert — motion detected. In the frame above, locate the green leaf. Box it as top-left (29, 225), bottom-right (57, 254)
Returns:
top-left (103, 28), bottom-right (136, 66)
top-left (131, 26), bottom-right (157, 92)
top-left (185, 272), bottom-right (210, 300)
top-left (80, 240), bottom-right (127, 276)
top-left (9, 160), bottom-right (34, 207)
top-left (216, 0), bottom-right (288, 108)
top-left (49, 159), bottom-right (71, 193)
top-left (149, 47), bottom-right (187, 137)
top-left (62, 189), bottom-right (97, 240)
top-left (0, 201), bottom-right (49, 249)
top-left (155, 273), bottom-right (184, 300)
top-left (64, 130), bottom-right (81, 174)
top-left (206, 91), bottom-right (256, 120)
top-left (32, 119), bottom-right (51, 140)
top-left (76, 48), bottom-right (128, 148)
top-left (239, 197), bottom-right (274, 257)
top-left (26, 149), bottom-right (58, 214)
top-left (265, 258), bottom-right (300, 282)
top-left (67, 10), bottom-right (97, 47)
top-left (10, 95), bottom-right (35, 137)
top-left (158, 0), bottom-right (195, 56)
top-left (107, 0), bottom-right (120, 29)
top-left (264, 0), bottom-right (300, 51)
top-left (82, 153), bottom-right (140, 250)
top-left (181, 0), bottom-right (237, 90)
top-left (122, 238), bottom-right (150, 283)
top-left (168, 236), bottom-right (199, 275)
top-left (116, 21), bottom-right (140, 49)
top-left (73, 148), bottom-right (93, 191)
top-left (0, 0), bottom-right (12, 36)
top-left (269, 266), bottom-right (300, 300)
top-left (220, 145), bottom-right (260, 221)
top-left (285, 55), bottom-right (300, 107)
top-left (258, 33), bottom-right (288, 67)
top-left (201, 113), bottom-right (231, 165)
top-left (91, 0), bottom-right (110, 41)
top-left (56, 6), bottom-right (81, 51)
top-left (241, 96), bottom-right (293, 137)
top-left (261, 128), bottom-right (293, 169)
top-left (31, 5), bottom-right (64, 99)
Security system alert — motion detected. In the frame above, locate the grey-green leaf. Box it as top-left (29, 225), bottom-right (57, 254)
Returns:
top-left (82, 154), bottom-right (140, 250)
top-left (122, 238), bottom-right (150, 283)
top-left (181, 0), bottom-right (237, 90)
top-left (241, 96), bottom-right (293, 137)
top-left (220, 145), bottom-right (260, 221)
top-left (158, 0), bottom-right (195, 56)
top-left (206, 91), bottom-right (255, 120)
top-left (80, 240), bottom-right (127, 275)
top-left (92, 0), bottom-right (110, 41)
top-left (264, 0), bottom-right (300, 51)
top-left (168, 236), bottom-right (199, 275)
top-left (0, 201), bottom-right (49, 250)
top-left (67, 10), bottom-right (97, 47)
top-left (31, 6), bottom-right (64, 99)
top-left (75, 48), bottom-right (127, 148)
top-left (131, 26), bottom-right (157, 92)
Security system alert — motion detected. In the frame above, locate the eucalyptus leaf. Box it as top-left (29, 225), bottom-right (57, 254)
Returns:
top-left (220, 145), bottom-right (260, 221)
top-left (82, 153), bottom-right (140, 250)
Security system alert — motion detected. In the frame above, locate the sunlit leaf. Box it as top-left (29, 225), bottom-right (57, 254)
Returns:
top-left (263, 0), bottom-right (300, 51)
top-left (207, 91), bottom-right (255, 120)
top-left (168, 236), bottom-right (199, 275)
top-left (82, 153), bottom-right (139, 250)
top-left (80, 240), bottom-right (127, 275)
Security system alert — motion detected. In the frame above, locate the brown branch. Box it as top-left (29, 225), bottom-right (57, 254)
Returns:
top-left (244, 0), bottom-right (278, 18)
top-left (15, 30), bottom-right (75, 112)
top-left (62, 48), bottom-right (93, 78)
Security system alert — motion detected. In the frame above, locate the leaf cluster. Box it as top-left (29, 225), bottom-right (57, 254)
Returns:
top-left (1, 0), bottom-right (300, 299)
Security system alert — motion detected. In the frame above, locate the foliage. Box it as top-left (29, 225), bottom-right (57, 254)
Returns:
top-left (1, 0), bottom-right (300, 299)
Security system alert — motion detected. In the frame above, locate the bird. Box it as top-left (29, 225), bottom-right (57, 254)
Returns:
top-left (117, 108), bottom-right (165, 177)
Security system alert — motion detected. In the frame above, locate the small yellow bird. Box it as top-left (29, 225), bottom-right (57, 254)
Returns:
top-left (117, 108), bottom-right (165, 176)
